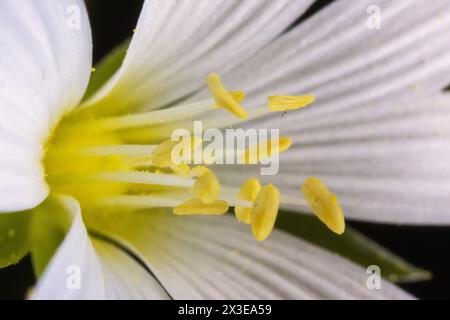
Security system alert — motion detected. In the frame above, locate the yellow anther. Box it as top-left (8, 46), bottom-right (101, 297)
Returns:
top-left (211, 91), bottom-right (246, 108)
top-left (207, 73), bottom-right (248, 120)
top-left (152, 136), bottom-right (201, 174)
top-left (193, 168), bottom-right (221, 204)
top-left (151, 140), bottom-right (186, 174)
top-left (170, 135), bottom-right (203, 164)
top-left (190, 165), bottom-right (209, 177)
top-left (229, 91), bottom-right (246, 103)
top-left (243, 136), bottom-right (293, 164)
top-left (173, 198), bottom-right (229, 215)
top-left (151, 140), bottom-right (178, 168)
top-left (235, 178), bottom-right (261, 224)
top-left (301, 177), bottom-right (345, 235)
top-left (91, 67), bottom-right (97, 73)
top-left (171, 163), bottom-right (191, 177)
top-left (251, 184), bottom-right (280, 241)
top-left (268, 95), bottom-right (315, 111)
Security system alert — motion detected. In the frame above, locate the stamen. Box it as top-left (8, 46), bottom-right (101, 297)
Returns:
top-left (223, 186), bottom-right (307, 210)
top-left (94, 195), bottom-right (183, 209)
top-left (44, 69), bottom-right (339, 243)
top-left (171, 163), bottom-right (192, 176)
top-left (173, 198), bottom-right (229, 215)
top-left (220, 196), bottom-right (252, 208)
top-left (193, 168), bottom-right (221, 204)
top-left (268, 95), bottom-right (315, 111)
top-left (79, 144), bottom-right (157, 156)
top-left (301, 177), bottom-right (345, 235)
top-left (219, 91), bottom-right (246, 105)
top-left (235, 178), bottom-right (262, 224)
top-left (210, 91), bottom-right (246, 111)
top-left (151, 140), bottom-right (178, 168)
top-left (88, 171), bottom-right (195, 188)
top-left (190, 165), bottom-right (209, 177)
top-left (251, 184), bottom-right (280, 241)
top-left (200, 107), bottom-right (269, 131)
top-left (206, 73), bottom-right (248, 120)
top-left (243, 136), bottom-right (293, 164)
top-left (151, 136), bottom-right (201, 171)
top-left (279, 194), bottom-right (308, 207)
top-left (97, 99), bottom-right (215, 130)
top-left (202, 95), bottom-right (314, 131)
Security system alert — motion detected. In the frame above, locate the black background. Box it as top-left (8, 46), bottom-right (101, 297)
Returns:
top-left (1, 0), bottom-right (449, 300)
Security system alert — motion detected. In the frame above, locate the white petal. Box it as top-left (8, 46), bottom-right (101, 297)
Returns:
top-left (30, 196), bottom-right (105, 299)
top-left (91, 238), bottom-right (171, 300)
top-left (216, 94), bottom-right (450, 224)
top-left (207, 0), bottom-right (450, 224)
top-left (90, 211), bottom-right (412, 299)
top-left (84, 0), bottom-right (314, 112)
top-left (0, 0), bottom-right (92, 212)
top-left (207, 0), bottom-right (450, 112)
top-left (31, 196), bottom-right (170, 300)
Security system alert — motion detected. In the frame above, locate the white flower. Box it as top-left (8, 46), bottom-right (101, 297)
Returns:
top-left (1, 0), bottom-right (449, 299)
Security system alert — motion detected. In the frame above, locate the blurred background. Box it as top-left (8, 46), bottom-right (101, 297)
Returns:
top-left (1, 0), bottom-right (449, 300)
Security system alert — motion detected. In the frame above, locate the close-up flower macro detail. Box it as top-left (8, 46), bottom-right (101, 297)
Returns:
top-left (1, 0), bottom-right (450, 301)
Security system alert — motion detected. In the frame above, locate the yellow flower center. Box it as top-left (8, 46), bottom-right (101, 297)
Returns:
top-left (43, 73), bottom-right (343, 240)
top-left (44, 118), bottom-right (129, 204)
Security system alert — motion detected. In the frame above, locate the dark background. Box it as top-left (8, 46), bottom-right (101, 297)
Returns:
top-left (1, 0), bottom-right (449, 300)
